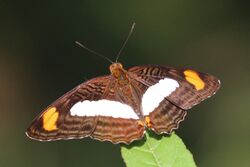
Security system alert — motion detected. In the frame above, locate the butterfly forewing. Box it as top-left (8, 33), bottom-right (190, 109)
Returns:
top-left (128, 65), bottom-right (220, 110)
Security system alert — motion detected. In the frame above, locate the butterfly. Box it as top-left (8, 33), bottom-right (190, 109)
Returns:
top-left (26, 23), bottom-right (220, 144)
top-left (26, 62), bottom-right (220, 144)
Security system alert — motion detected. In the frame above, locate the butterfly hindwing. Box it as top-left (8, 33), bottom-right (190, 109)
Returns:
top-left (147, 99), bottom-right (187, 134)
top-left (26, 76), bottom-right (145, 144)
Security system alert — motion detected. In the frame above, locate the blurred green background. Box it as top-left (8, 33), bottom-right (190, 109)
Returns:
top-left (1, 0), bottom-right (250, 167)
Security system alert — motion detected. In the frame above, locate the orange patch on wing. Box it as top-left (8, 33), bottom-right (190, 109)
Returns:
top-left (184, 70), bottom-right (205, 90)
top-left (145, 116), bottom-right (152, 128)
top-left (42, 107), bottom-right (59, 131)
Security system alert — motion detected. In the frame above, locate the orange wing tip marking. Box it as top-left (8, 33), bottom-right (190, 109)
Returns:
top-left (42, 107), bottom-right (59, 131)
top-left (145, 116), bottom-right (152, 128)
top-left (184, 70), bottom-right (205, 90)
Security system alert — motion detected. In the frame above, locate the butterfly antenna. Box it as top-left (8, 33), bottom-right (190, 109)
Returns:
top-left (115, 22), bottom-right (136, 63)
top-left (75, 41), bottom-right (113, 64)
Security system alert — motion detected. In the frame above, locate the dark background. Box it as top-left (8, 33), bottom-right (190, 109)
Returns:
top-left (1, 0), bottom-right (250, 167)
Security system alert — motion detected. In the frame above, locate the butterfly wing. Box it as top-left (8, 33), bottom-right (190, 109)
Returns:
top-left (26, 76), bottom-right (145, 144)
top-left (128, 65), bottom-right (220, 134)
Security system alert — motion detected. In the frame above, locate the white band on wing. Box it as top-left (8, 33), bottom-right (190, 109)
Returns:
top-left (142, 78), bottom-right (179, 115)
top-left (70, 99), bottom-right (139, 119)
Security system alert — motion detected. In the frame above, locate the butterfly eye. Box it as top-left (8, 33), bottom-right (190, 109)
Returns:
top-left (118, 63), bottom-right (123, 69)
top-left (109, 64), bottom-right (115, 72)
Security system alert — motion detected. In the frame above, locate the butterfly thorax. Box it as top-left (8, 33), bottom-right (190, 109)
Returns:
top-left (109, 63), bottom-right (143, 118)
top-left (109, 63), bottom-right (129, 85)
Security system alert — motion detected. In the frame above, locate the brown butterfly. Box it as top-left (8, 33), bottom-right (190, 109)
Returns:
top-left (26, 24), bottom-right (220, 144)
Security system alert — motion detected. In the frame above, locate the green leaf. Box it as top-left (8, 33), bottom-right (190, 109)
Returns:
top-left (121, 131), bottom-right (196, 167)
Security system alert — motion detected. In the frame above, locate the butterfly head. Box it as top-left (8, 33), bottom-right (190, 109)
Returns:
top-left (109, 63), bottom-right (129, 83)
top-left (109, 62), bottom-right (123, 71)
